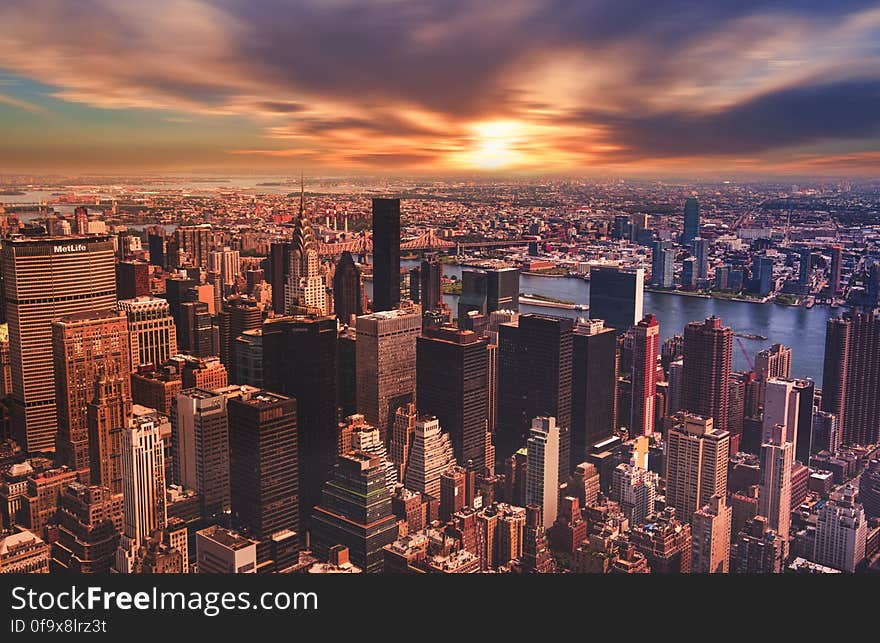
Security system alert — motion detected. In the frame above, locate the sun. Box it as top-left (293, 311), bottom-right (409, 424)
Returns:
top-left (467, 120), bottom-right (525, 170)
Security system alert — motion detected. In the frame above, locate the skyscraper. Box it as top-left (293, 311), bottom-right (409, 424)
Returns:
top-left (664, 413), bottom-right (729, 523)
top-left (52, 483), bottom-right (123, 574)
top-left (115, 260), bottom-right (149, 300)
top-left (333, 251), bottom-right (363, 324)
top-left (588, 266), bottom-right (644, 332)
top-left (228, 390), bottom-right (298, 539)
top-left (829, 244), bottom-right (843, 296)
top-left (571, 319), bottom-right (617, 460)
top-left (311, 451), bottom-right (399, 573)
top-left (207, 246), bottom-right (240, 288)
top-left (682, 196), bottom-right (700, 246)
top-left (389, 402), bottom-right (417, 482)
top-left (821, 310), bottom-right (880, 446)
top-left (115, 412), bottom-right (166, 573)
top-left (3, 235), bottom-right (117, 453)
top-left (525, 417), bottom-right (560, 530)
top-left (611, 461), bottom-right (659, 526)
top-left (403, 416), bottom-right (455, 500)
top-left (269, 241), bottom-right (291, 315)
top-left (371, 198), bottom-right (401, 313)
top-left (417, 326), bottom-right (489, 472)
top-left (217, 296), bottom-right (261, 375)
top-left (356, 306), bottom-right (421, 442)
top-left (650, 241), bottom-right (675, 288)
top-left (285, 192), bottom-right (327, 315)
top-left (813, 485), bottom-right (866, 573)
top-left (52, 309), bottom-right (131, 476)
top-left (118, 297), bottom-right (178, 371)
top-left (691, 494), bottom-right (731, 573)
top-left (419, 254), bottom-right (443, 310)
top-left (87, 373), bottom-right (131, 495)
top-left (682, 316), bottom-right (733, 433)
top-left (458, 267), bottom-right (520, 321)
top-left (630, 314), bottom-right (660, 437)
top-left (174, 224), bottom-right (213, 268)
top-left (792, 379), bottom-right (815, 464)
top-left (693, 238), bottom-right (709, 281)
top-left (758, 423), bottom-right (793, 559)
top-left (262, 315), bottom-right (338, 527)
top-left (755, 343), bottom-right (792, 384)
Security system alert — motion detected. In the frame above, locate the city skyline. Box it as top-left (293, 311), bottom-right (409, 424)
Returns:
top-left (0, 1), bottom-right (878, 175)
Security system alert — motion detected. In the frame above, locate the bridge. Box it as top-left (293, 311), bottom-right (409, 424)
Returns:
top-left (318, 229), bottom-right (529, 256)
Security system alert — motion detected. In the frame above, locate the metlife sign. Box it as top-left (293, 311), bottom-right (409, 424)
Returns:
top-left (53, 243), bottom-right (87, 254)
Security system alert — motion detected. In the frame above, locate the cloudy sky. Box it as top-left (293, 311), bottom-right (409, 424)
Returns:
top-left (0, 0), bottom-right (879, 175)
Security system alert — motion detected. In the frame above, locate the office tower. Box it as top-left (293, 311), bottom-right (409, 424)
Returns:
top-left (3, 235), bottom-right (117, 453)
top-left (333, 251), bottom-right (363, 324)
top-left (0, 528), bottom-right (50, 573)
top-left (389, 402), bottom-right (417, 481)
top-left (217, 296), bottom-right (261, 374)
top-left (682, 316), bottom-right (732, 432)
top-left (651, 241), bottom-right (674, 288)
top-left (52, 483), bottom-right (123, 574)
top-left (52, 310), bottom-right (131, 475)
top-left (356, 306), bottom-right (421, 442)
top-left (714, 265), bottom-right (730, 291)
top-left (682, 196), bottom-right (700, 246)
top-left (118, 297), bottom-right (178, 370)
top-left (486, 341), bottom-right (498, 433)
top-left (630, 314), bottom-right (660, 437)
top-left (440, 466), bottom-right (467, 522)
top-left (72, 206), bottom-right (89, 235)
top-left (195, 525), bottom-right (257, 573)
top-left (87, 373), bottom-right (131, 494)
top-left (458, 269), bottom-right (488, 322)
top-left (372, 198), bottom-right (401, 313)
top-left (755, 343), bottom-right (792, 383)
top-left (174, 224), bottom-right (213, 268)
top-left (311, 451), bottom-right (399, 572)
top-left (497, 314), bottom-right (573, 481)
top-left (762, 378), bottom-right (800, 450)
top-left (349, 418), bottom-right (398, 491)
top-left (234, 329), bottom-right (263, 387)
top-left (403, 416), bottom-right (455, 499)
top-left (812, 410), bottom-right (838, 454)
top-left (458, 268), bottom-right (520, 321)
top-left (612, 214), bottom-right (632, 241)
top-left (758, 423), bottom-right (793, 558)
top-left (667, 358), bottom-right (684, 415)
top-left (521, 505), bottom-right (555, 573)
top-left (822, 310), bottom-right (880, 445)
top-left (262, 315), bottom-right (337, 524)
top-left (680, 257), bottom-right (697, 288)
top-left (179, 301), bottom-right (217, 357)
top-left (691, 494), bottom-right (731, 573)
top-left (245, 268), bottom-right (264, 295)
top-left (208, 246), bottom-right (240, 287)
top-left (589, 267), bottom-right (643, 332)
top-left (417, 326), bottom-right (489, 472)
top-left (829, 244), bottom-right (843, 296)
top-left (628, 507), bottom-right (692, 573)
top-left (408, 266), bottom-right (421, 303)
top-left (269, 241), bottom-right (291, 315)
top-left (730, 516), bottom-right (785, 573)
top-left (420, 254), bottom-right (442, 310)
top-left (171, 389), bottom-right (230, 520)
top-left (116, 260), bottom-right (149, 300)
top-left (525, 417), bottom-right (560, 530)
top-left (571, 319), bottom-right (617, 460)
top-left (228, 390), bottom-right (298, 539)
top-left (611, 461), bottom-right (659, 526)
top-left (792, 379), bottom-right (815, 464)
top-left (19, 466), bottom-right (78, 539)
top-left (664, 413), bottom-right (730, 523)
top-left (693, 237), bottom-right (709, 281)
top-left (858, 460), bottom-right (880, 519)
top-left (813, 485), bottom-right (867, 572)
top-left (115, 412), bottom-right (166, 573)
top-left (147, 228), bottom-right (166, 268)
top-left (752, 255), bottom-right (775, 296)
top-left (286, 198), bottom-right (327, 315)
top-left (163, 274), bottom-right (195, 331)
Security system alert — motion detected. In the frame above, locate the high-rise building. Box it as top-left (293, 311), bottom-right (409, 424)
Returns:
top-left (417, 326), bottom-right (489, 472)
top-left (758, 423), bottom-right (793, 558)
top-left (419, 254), bottom-right (443, 310)
top-left (755, 343), bottom-right (792, 385)
top-left (730, 515), bottom-right (785, 573)
top-left (588, 267), bottom-right (644, 332)
top-left (682, 196), bottom-right (700, 246)
top-left (263, 315), bottom-right (337, 526)
top-left (269, 241), bottom-right (291, 315)
top-left (19, 466), bottom-right (79, 539)
top-left (439, 466), bottom-right (467, 522)
top-left (234, 328), bottom-right (263, 387)
top-left (179, 300), bottom-right (217, 357)
top-left (52, 483), bottom-right (123, 574)
top-left (0, 528), bottom-right (50, 573)
top-left (458, 267), bottom-right (520, 320)
top-left (572, 319), bottom-right (617, 460)
top-left (630, 314), bottom-right (660, 437)
top-left (371, 198), bottom-right (401, 313)
top-left (147, 228), bottom-right (166, 269)
top-left (650, 241), bottom-right (675, 288)
top-left (521, 504), bottom-right (556, 573)
top-left (174, 225), bottom-right (213, 268)
top-left (762, 378), bottom-right (800, 451)
top-left (403, 416), bottom-right (455, 500)
top-left (829, 244), bottom-right (843, 296)
top-left (87, 373), bottom-right (131, 494)
top-left (611, 461), bottom-right (659, 526)
top-left (858, 460), bottom-right (880, 520)
top-left (682, 316), bottom-right (732, 433)
top-left (115, 412), bottom-right (166, 573)
top-left (813, 485), bottom-right (867, 573)
top-left (356, 306), bottom-right (421, 442)
top-left (311, 451), bottom-right (399, 573)
top-left (526, 417), bottom-right (560, 530)
top-left (285, 197), bottom-right (327, 315)
top-left (821, 310), bottom-right (880, 445)
top-left (333, 251), bottom-right (363, 324)
top-left (389, 402), bottom-right (417, 482)
top-left (116, 261), bottom-right (150, 300)
top-left (664, 413), bottom-right (729, 523)
top-left (52, 310), bottom-right (131, 476)
top-left (118, 297), bottom-right (178, 370)
top-left (792, 379), bottom-right (815, 465)
top-left (693, 237), bottom-right (709, 281)
top-left (228, 390), bottom-right (298, 539)
top-left (348, 417), bottom-right (398, 491)
top-left (812, 410), bottom-right (839, 453)
top-left (171, 388), bottom-right (230, 520)
top-left (208, 246), bottom-right (240, 287)
top-left (680, 257), bottom-right (697, 288)
top-left (628, 507), bottom-right (692, 573)
top-left (217, 296), bottom-right (261, 375)
top-left (195, 525), bottom-right (257, 574)
top-left (691, 494), bottom-right (731, 573)
top-left (458, 269), bottom-right (488, 321)
top-left (3, 235), bottom-right (117, 453)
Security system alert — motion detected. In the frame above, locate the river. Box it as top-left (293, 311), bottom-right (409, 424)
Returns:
top-left (366, 259), bottom-right (837, 385)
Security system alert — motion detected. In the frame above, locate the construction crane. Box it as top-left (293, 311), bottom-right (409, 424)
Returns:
top-left (736, 337), bottom-right (755, 371)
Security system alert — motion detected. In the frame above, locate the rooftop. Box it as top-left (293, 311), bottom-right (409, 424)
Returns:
top-left (197, 526), bottom-right (255, 550)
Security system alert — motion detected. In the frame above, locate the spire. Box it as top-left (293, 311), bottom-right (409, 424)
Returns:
top-left (299, 171), bottom-right (304, 217)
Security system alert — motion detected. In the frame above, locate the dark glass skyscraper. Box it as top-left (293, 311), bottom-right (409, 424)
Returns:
top-left (571, 319), bottom-right (617, 461)
top-left (419, 254), bottom-right (443, 310)
top-left (262, 315), bottom-right (338, 531)
top-left (416, 326), bottom-right (489, 472)
top-left (333, 251), bottom-right (363, 324)
top-left (682, 316), bottom-right (732, 433)
top-left (458, 267), bottom-right (519, 323)
top-left (683, 196), bottom-right (700, 246)
top-left (589, 267), bottom-right (644, 332)
top-left (371, 198), bottom-right (400, 312)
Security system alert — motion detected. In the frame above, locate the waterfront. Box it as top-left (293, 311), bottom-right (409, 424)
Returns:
top-left (389, 259), bottom-right (837, 385)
